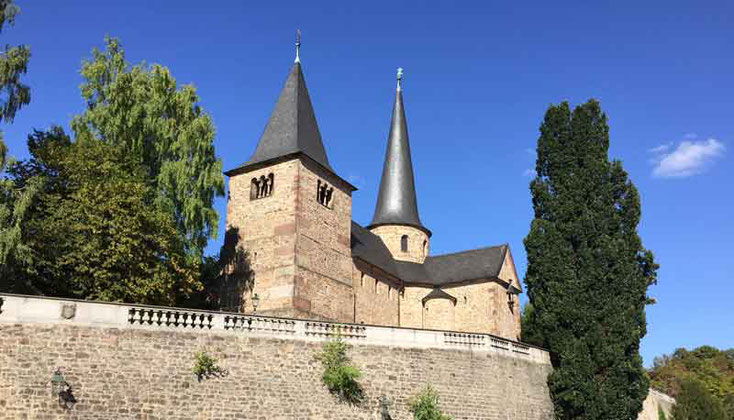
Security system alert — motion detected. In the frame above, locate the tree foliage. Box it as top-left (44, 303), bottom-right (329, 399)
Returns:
top-left (523, 100), bottom-right (658, 420)
top-left (520, 302), bottom-right (543, 347)
top-left (409, 384), bottom-right (452, 420)
top-left (0, 0), bottom-right (31, 270)
top-left (670, 378), bottom-right (727, 420)
top-left (649, 345), bottom-right (734, 418)
top-left (0, 0), bottom-right (29, 128)
top-left (182, 227), bottom-right (253, 311)
top-left (1, 129), bottom-right (200, 305)
top-left (71, 37), bottom-right (224, 257)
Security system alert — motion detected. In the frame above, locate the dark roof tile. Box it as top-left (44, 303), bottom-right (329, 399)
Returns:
top-left (226, 62), bottom-right (333, 175)
top-left (351, 221), bottom-right (508, 287)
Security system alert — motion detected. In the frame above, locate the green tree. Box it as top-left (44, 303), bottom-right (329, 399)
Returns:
top-left (72, 37), bottom-right (224, 257)
top-left (409, 384), bottom-right (452, 420)
top-left (0, 0), bottom-right (30, 163)
top-left (523, 100), bottom-right (658, 420)
top-left (0, 0), bottom-right (32, 270)
top-left (670, 378), bottom-right (727, 420)
top-left (649, 345), bottom-right (734, 417)
top-left (1, 129), bottom-right (200, 305)
top-left (520, 302), bottom-right (543, 347)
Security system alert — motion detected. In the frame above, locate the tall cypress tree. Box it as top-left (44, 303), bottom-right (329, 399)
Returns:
top-left (523, 100), bottom-right (658, 420)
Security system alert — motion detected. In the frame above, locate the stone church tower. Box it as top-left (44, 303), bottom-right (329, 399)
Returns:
top-left (224, 50), bottom-right (357, 320)
top-left (368, 70), bottom-right (431, 264)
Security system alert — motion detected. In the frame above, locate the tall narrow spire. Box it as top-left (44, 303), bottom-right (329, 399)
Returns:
top-left (226, 42), bottom-right (333, 175)
top-left (369, 68), bottom-right (429, 235)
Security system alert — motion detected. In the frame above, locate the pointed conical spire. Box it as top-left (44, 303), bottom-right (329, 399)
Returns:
top-left (369, 69), bottom-right (429, 235)
top-left (230, 47), bottom-right (333, 173)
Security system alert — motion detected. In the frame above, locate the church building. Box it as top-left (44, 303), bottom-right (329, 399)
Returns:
top-left (224, 42), bottom-right (522, 340)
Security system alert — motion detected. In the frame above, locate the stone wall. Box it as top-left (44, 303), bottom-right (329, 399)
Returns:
top-left (400, 280), bottom-right (520, 340)
top-left (226, 158), bottom-right (301, 315)
top-left (351, 260), bottom-right (400, 326)
top-left (369, 225), bottom-right (430, 263)
top-left (639, 389), bottom-right (675, 420)
top-left (496, 249), bottom-right (522, 339)
top-left (293, 158), bottom-right (354, 321)
top-left (0, 294), bottom-right (553, 420)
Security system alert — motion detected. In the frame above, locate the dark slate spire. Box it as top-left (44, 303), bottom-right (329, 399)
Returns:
top-left (369, 69), bottom-right (429, 235)
top-left (226, 56), bottom-right (333, 175)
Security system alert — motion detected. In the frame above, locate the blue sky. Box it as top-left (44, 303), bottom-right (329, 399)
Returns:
top-left (3, 1), bottom-right (732, 365)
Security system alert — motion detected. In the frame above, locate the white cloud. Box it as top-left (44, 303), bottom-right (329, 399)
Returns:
top-left (522, 168), bottom-right (536, 177)
top-left (648, 143), bottom-right (672, 154)
top-left (650, 138), bottom-right (725, 178)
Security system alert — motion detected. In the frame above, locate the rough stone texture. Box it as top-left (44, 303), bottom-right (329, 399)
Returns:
top-left (399, 285), bottom-right (428, 328)
top-left (399, 282), bottom-right (517, 339)
top-left (227, 157), bottom-right (354, 321)
top-left (497, 249), bottom-right (522, 339)
top-left (369, 225), bottom-right (430, 263)
top-left (351, 260), bottom-right (400, 326)
top-left (0, 323), bottom-right (554, 419)
top-left (293, 158), bottom-right (354, 321)
top-left (227, 158), bottom-right (301, 315)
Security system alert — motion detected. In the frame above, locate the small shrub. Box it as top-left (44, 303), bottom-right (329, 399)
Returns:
top-left (316, 335), bottom-right (364, 404)
top-left (409, 384), bottom-right (452, 420)
top-left (192, 351), bottom-right (228, 382)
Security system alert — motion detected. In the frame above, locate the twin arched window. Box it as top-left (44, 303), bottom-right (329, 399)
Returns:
top-left (251, 173), bottom-right (274, 200)
top-left (316, 180), bottom-right (334, 208)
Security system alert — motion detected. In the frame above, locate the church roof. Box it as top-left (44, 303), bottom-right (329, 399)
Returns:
top-left (421, 288), bottom-right (458, 305)
top-left (424, 245), bottom-right (509, 285)
top-left (368, 78), bottom-right (430, 236)
top-left (225, 61), bottom-right (334, 176)
top-left (351, 222), bottom-right (509, 287)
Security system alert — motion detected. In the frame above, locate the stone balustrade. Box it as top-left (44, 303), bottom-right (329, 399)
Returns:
top-left (0, 293), bottom-right (550, 364)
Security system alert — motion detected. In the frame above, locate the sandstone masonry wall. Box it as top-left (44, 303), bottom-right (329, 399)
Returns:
top-left (293, 159), bottom-right (354, 321)
top-left (400, 280), bottom-right (520, 339)
top-left (399, 285), bottom-right (426, 329)
top-left (227, 159), bottom-right (301, 315)
top-left (0, 295), bottom-right (553, 420)
top-left (351, 260), bottom-right (400, 326)
top-left (369, 225), bottom-right (429, 263)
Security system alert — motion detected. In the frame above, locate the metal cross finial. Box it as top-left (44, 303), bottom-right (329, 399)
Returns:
top-left (295, 29), bottom-right (302, 63)
top-left (397, 67), bottom-right (404, 90)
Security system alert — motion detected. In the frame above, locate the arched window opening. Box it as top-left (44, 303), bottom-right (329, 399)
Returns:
top-left (422, 240), bottom-right (428, 258)
top-left (316, 179), bottom-right (334, 208)
top-left (250, 173), bottom-right (274, 200)
top-left (401, 235), bottom-right (409, 252)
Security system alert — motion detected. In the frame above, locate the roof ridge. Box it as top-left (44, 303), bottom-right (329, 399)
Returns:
top-left (427, 243), bottom-right (507, 259)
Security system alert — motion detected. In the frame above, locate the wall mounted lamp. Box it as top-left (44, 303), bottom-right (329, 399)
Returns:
top-left (50, 368), bottom-right (76, 409)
